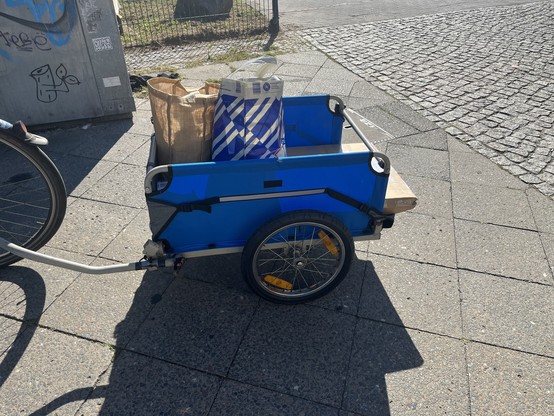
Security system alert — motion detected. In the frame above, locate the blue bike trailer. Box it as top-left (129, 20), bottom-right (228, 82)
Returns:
top-left (145, 95), bottom-right (393, 257)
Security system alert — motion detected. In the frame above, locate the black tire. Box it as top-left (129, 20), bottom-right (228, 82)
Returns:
top-left (241, 210), bottom-right (354, 304)
top-left (0, 132), bottom-right (67, 267)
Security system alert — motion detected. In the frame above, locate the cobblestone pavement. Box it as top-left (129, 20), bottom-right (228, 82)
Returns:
top-left (300, 1), bottom-right (554, 198)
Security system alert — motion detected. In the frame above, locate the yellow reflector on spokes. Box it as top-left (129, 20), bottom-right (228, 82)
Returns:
top-left (318, 230), bottom-right (338, 255)
top-left (263, 275), bottom-right (293, 290)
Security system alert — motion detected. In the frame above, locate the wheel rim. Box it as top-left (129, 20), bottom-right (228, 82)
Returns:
top-left (0, 140), bottom-right (57, 259)
top-left (252, 221), bottom-right (346, 300)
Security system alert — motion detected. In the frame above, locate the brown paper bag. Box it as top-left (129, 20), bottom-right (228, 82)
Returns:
top-left (147, 78), bottom-right (219, 164)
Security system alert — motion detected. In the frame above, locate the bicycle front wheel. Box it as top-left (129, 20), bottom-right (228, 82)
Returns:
top-left (0, 132), bottom-right (67, 267)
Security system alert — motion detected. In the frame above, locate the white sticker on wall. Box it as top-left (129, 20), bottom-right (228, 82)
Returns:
top-left (103, 76), bottom-right (121, 88)
top-left (92, 36), bottom-right (113, 52)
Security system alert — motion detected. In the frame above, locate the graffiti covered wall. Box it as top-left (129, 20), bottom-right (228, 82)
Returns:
top-left (0, 0), bottom-right (134, 125)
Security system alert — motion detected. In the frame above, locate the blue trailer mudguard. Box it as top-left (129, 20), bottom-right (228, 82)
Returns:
top-left (147, 150), bottom-right (389, 255)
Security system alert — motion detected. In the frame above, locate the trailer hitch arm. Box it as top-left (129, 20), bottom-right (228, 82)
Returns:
top-left (0, 237), bottom-right (174, 274)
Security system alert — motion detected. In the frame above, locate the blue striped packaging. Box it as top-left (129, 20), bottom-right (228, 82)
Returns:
top-left (212, 76), bottom-right (285, 161)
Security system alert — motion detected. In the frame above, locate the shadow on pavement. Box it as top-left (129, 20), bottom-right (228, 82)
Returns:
top-left (26, 256), bottom-right (423, 415)
top-left (4, 245), bottom-right (423, 415)
top-left (37, 118), bottom-right (136, 197)
top-left (0, 267), bottom-right (46, 389)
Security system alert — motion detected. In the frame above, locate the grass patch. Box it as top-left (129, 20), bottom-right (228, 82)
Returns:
top-left (120, 0), bottom-right (269, 48)
top-left (132, 64), bottom-right (180, 75)
top-left (207, 48), bottom-right (259, 64)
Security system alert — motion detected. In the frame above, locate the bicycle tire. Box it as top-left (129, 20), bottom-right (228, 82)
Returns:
top-left (241, 210), bottom-right (354, 304)
top-left (0, 131), bottom-right (67, 267)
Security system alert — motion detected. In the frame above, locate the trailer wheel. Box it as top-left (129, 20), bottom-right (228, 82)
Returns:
top-left (241, 211), bottom-right (353, 304)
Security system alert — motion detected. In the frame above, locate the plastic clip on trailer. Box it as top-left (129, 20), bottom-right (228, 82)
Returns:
top-left (0, 96), bottom-right (416, 304)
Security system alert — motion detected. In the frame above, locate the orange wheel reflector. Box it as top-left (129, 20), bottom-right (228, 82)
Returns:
top-left (263, 275), bottom-right (293, 290)
top-left (318, 230), bottom-right (338, 255)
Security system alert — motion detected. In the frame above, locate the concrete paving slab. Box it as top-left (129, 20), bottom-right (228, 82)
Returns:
top-left (310, 66), bottom-right (364, 83)
top-left (128, 277), bottom-right (258, 375)
top-left (103, 131), bottom-right (152, 160)
top-left (47, 199), bottom-right (141, 256)
top-left (178, 62), bottom-right (232, 82)
top-left (186, 238), bottom-right (367, 310)
top-left (400, 174), bottom-right (452, 218)
top-left (379, 101), bottom-right (439, 133)
top-left (343, 320), bottom-right (468, 415)
top-left (309, 255), bottom-right (366, 314)
top-left (41, 267), bottom-right (172, 346)
top-left (467, 342), bottom-right (554, 415)
top-left (79, 350), bottom-right (221, 415)
top-left (134, 97), bottom-right (150, 110)
top-left (0, 326), bottom-right (113, 415)
top-left (448, 136), bottom-right (475, 153)
top-left (40, 127), bottom-right (98, 156)
top-left (352, 242), bottom-right (371, 256)
top-left (356, 106), bottom-right (420, 138)
top-left (100, 209), bottom-right (151, 262)
top-left (53, 129), bottom-right (117, 162)
top-left (339, 411), bottom-right (361, 416)
top-left (359, 255), bottom-right (463, 337)
top-left (276, 75), bottom-right (311, 96)
top-left (349, 80), bottom-right (396, 104)
top-left (541, 233), bottom-right (554, 281)
top-left (48, 154), bottom-right (117, 198)
top-left (305, 70), bottom-right (359, 96)
top-left (277, 51), bottom-right (328, 66)
top-left (322, 59), bottom-right (351, 71)
top-left (75, 131), bottom-right (149, 163)
top-left (125, 111), bottom-right (155, 138)
top-left (0, 315), bottom-right (27, 355)
top-left (450, 151), bottom-right (528, 190)
top-left (81, 163), bottom-right (147, 209)
top-left (368, 212), bottom-right (457, 268)
top-left (2, 248), bottom-right (95, 317)
top-left (455, 220), bottom-right (552, 284)
top-left (275, 62), bottom-right (321, 78)
top-left (0, 267), bottom-right (45, 322)
top-left (347, 96), bottom-right (387, 111)
top-left (64, 125), bottom-right (146, 163)
top-left (460, 270), bottom-right (554, 356)
top-left (210, 379), bottom-right (339, 416)
top-left (386, 144), bottom-right (450, 181)
top-left (228, 303), bottom-right (356, 407)
top-left (527, 188), bottom-right (554, 234)
top-left (122, 136), bottom-right (152, 167)
top-left (382, 330), bottom-right (470, 415)
top-left (182, 253), bottom-right (251, 294)
top-left (452, 182), bottom-right (536, 230)
top-left (391, 128), bottom-right (449, 151)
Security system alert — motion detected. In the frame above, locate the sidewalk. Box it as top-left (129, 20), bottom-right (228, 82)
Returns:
top-left (0, 49), bottom-right (553, 415)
